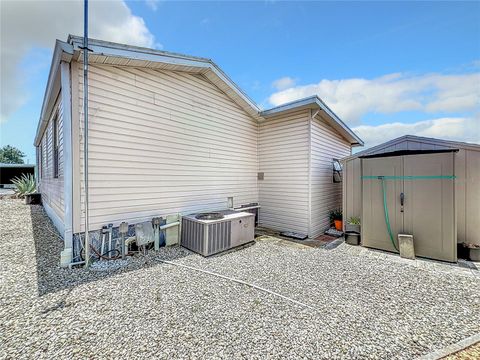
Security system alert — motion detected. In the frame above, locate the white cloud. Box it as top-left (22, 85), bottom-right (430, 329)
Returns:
top-left (0, 0), bottom-right (158, 122)
top-left (268, 72), bottom-right (480, 123)
top-left (272, 76), bottom-right (296, 91)
top-left (352, 115), bottom-right (480, 149)
top-left (145, 0), bottom-right (161, 11)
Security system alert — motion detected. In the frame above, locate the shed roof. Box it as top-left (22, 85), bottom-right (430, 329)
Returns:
top-left (0, 163), bottom-right (35, 168)
top-left (34, 36), bottom-right (362, 147)
top-left (342, 135), bottom-right (480, 161)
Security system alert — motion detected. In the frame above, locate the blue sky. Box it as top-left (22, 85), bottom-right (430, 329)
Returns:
top-left (1, 0), bottom-right (479, 162)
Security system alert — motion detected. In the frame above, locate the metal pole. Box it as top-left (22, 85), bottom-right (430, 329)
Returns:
top-left (83, 0), bottom-right (90, 266)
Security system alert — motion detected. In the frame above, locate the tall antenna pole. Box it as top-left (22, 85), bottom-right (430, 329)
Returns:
top-left (83, 0), bottom-right (90, 266)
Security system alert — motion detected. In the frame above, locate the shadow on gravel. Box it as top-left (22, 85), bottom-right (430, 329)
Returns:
top-left (29, 204), bottom-right (191, 297)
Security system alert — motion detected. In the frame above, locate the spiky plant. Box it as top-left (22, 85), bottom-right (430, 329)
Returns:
top-left (348, 216), bottom-right (361, 225)
top-left (11, 174), bottom-right (36, 197)
top-left (329, 208), bottom-right (343, 222)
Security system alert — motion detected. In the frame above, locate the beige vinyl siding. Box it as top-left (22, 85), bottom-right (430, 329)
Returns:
top-left (309, 115), bottom-right (351, 237)
top-left (76, 63), bottom-right (258, 231)
top-left (258, 110), bottom-right (310, 235)
top-left (38, 94), bottom-right (65, 221)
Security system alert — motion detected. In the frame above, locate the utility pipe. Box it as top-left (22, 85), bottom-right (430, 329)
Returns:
top-left (68, 260), bottom-right (86, 269)
top-left (83, 0), bottom-right (90, 266)
top-left (108, 224), bottom-right (113, 255)
top-left (159, 221), bottom-right (180, 230)
top-left (233, 205), bottom-right (261, 211)
top-left (100, 227), bottom-right (106, 257)
top-left (159, 260), bottom-right (317, 311)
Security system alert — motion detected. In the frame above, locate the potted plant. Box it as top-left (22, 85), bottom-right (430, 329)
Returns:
top-left (346, 216), bottom-right (361, 233)
top-left (329, 209), bottom-right (343, 231)
top-left (463, 243), bottom-right (480, 262)
top-left (11, 174), bottom-right (40, 204)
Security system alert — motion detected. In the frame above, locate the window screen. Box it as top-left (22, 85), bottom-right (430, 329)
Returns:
top-left (39, 144), bottom-right (43, 179)
top-left (53, 114), bottom-right (59, 178)
top-left (333, 159), bottom-right (342, 183)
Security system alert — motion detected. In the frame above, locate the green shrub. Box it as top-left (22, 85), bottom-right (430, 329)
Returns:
top-left (11, 174), bottom-right (36, 197)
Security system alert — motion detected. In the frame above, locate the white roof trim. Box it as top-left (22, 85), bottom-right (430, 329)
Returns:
top-left (0, 163), bottom-right (35, 168)
top-left (34, 40), bottom-right (73, 146)
top-left (260, 96), bottom-right (364, 146)
top-left (67, 35), bottom-right (260, 118)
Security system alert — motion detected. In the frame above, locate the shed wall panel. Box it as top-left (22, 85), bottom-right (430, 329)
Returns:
top-left (457, 149), bottom-right (480, 246)
top-left (464, 149), bottom-right (480, 245)
top-left (456, 149), bottom-right (467, 244)
top-left (76, 64), bottom-right (258, 231)
top-left (343, 157), bottom-right (362, 228)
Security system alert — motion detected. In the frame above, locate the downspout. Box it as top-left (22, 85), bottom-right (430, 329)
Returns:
top-left (82, 0), bottom-right (90, 266)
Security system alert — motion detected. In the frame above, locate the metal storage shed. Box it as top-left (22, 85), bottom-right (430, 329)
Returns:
top-left (0, 163), bottom-right (35, 188)
top-left (342, 135), bottom-right (480, 262)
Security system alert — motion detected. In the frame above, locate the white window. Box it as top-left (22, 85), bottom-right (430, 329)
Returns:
top-left (39, 145), bottom-right (43, 179)
top-left (333, 159), bottom-right (342, 183)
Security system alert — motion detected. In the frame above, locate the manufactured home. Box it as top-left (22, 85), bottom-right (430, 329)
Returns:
top-left (34, 36), bottom-right (363, 265)
top-left (342, 135), bottom-right (480, 262)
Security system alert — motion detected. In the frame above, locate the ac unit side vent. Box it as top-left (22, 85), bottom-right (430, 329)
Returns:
top-left (181, 218), bottom-right (204, 254)
top-left (208, 221), bottom-right (231, 254)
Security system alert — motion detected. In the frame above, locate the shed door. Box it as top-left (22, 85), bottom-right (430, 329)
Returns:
top-left (361, 153), bottom-right (456, 262)
top-left (362, 156), bottom-right (403, 253)
top-left (403, 153), bottom-right (456, 262)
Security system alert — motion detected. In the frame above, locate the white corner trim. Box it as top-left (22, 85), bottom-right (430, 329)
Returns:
top-left (307, 110), bottom-right (313, 238)
top-left (42, 201), bottom-right (65, 237)
top-left (60, 61), bottom-right (73, 255)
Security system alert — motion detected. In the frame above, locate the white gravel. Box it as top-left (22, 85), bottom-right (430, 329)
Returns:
top-left (1, 199), bottom-right (479, 359)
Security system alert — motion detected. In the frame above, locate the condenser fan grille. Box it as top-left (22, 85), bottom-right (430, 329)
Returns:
top-left (195, 212), bottom-right (224, 220)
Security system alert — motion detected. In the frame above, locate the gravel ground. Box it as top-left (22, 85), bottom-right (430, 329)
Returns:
top-left (1, 199), bottom-right (479, 359)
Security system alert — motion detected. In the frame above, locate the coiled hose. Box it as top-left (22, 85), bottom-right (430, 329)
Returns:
top-left (380, 176), bottom-right (399, 252)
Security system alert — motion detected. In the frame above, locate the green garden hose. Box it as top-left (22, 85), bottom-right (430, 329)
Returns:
top-left (380, 176), bottom-right (398, 252)
top-left (362, 175), bottom-right (456, 253)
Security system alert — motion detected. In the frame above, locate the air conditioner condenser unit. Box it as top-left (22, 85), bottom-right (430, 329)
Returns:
top-left (181, 210), bottom-right (255, 256)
